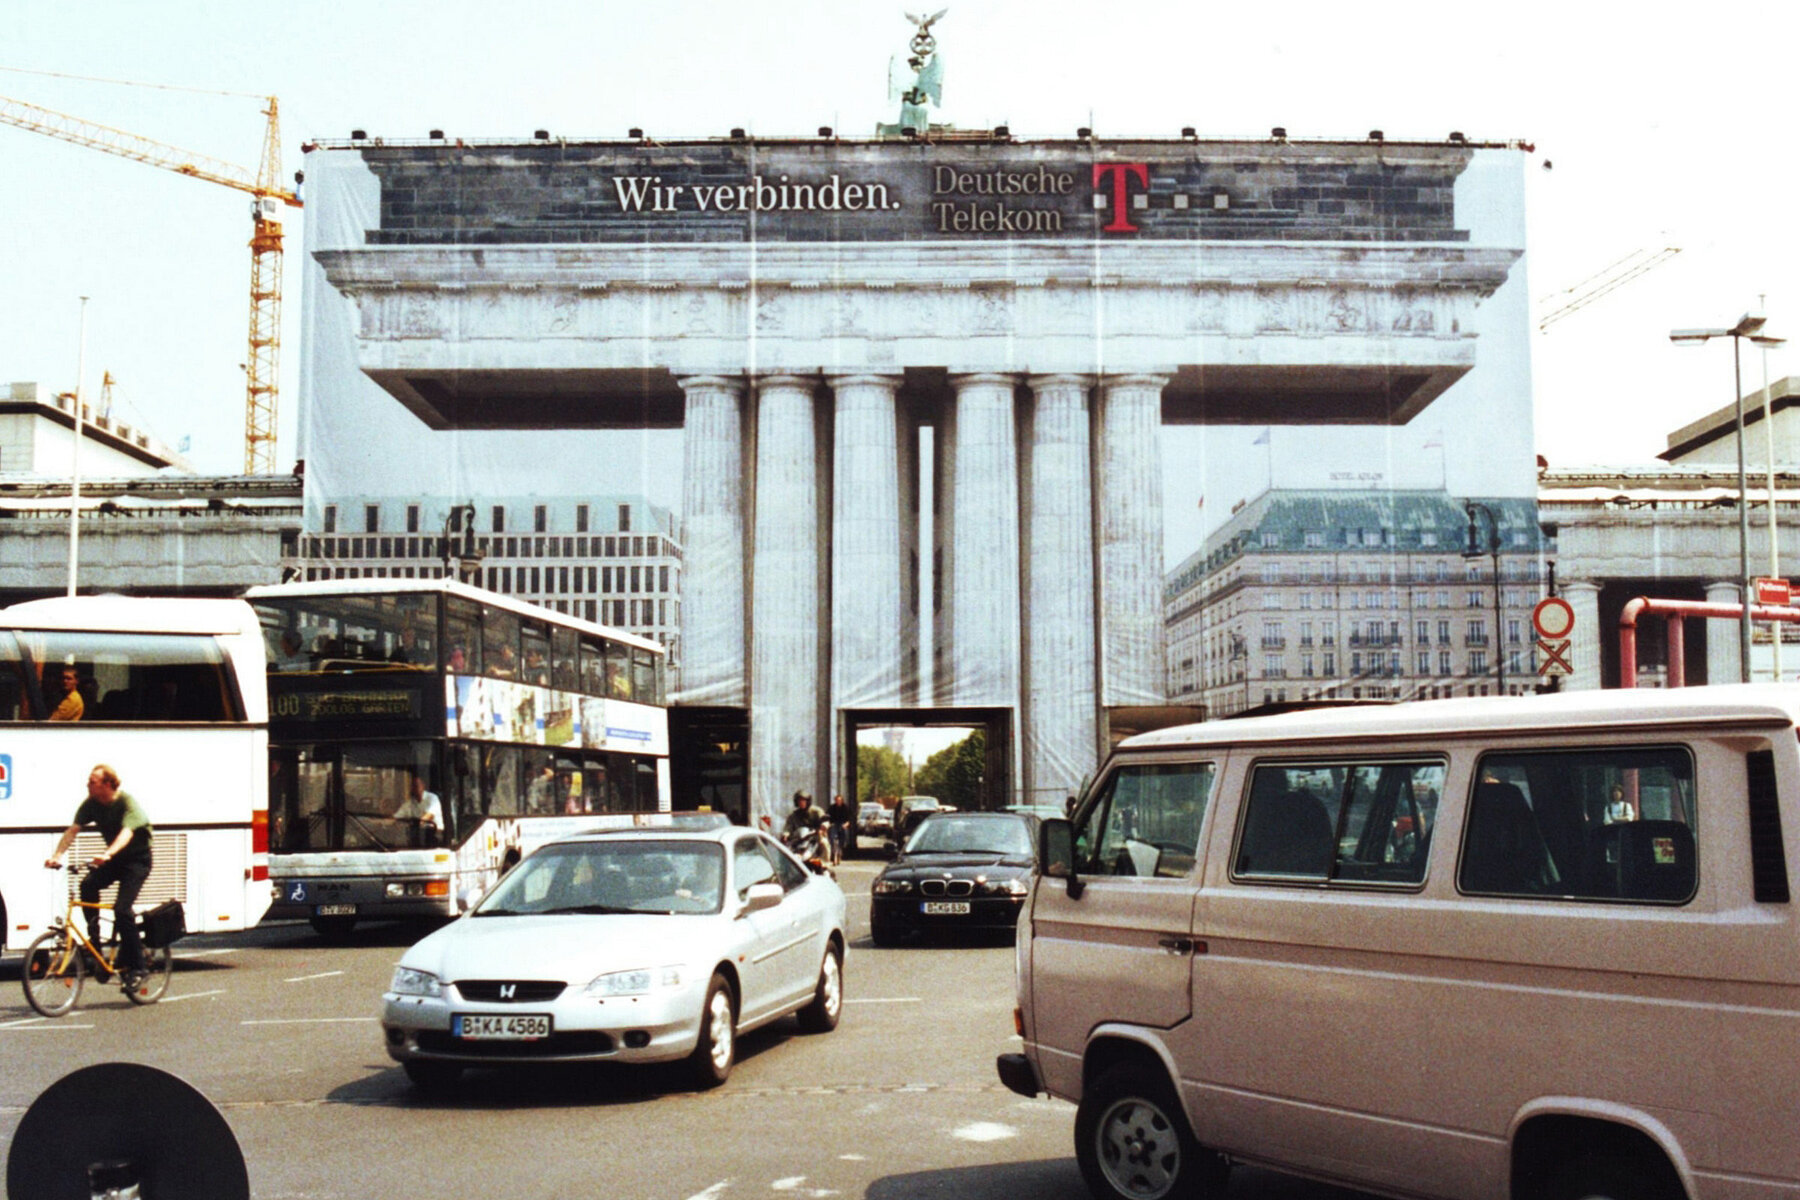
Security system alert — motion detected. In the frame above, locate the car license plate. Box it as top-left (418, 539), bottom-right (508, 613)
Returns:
top-left (454, 1014), bottom-right (551, 1040)
top-left (315, 904), bottom-right (356, 917)
top-left (921, 901), bottom-right (971, 915)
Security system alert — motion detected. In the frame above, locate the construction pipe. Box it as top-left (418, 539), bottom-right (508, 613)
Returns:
top-left (1619, 597), bottom-right (1800, 688)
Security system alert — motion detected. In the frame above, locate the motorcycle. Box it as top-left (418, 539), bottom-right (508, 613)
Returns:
top-left (783, 821), bottom-right (836, 880)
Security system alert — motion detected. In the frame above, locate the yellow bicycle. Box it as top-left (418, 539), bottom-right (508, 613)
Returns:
top-left (21, 866), bottom-right (175, 1017)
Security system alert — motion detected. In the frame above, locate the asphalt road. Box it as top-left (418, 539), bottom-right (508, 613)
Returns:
top-left (0, 857), bottom-right (1369, 1200)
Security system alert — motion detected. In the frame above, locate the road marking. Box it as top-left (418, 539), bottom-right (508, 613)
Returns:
top-left (160, 989), bottom-right (227, 1004)
top-left (0, 1019), bottom-right (93, 1030)
top-left (682, 1184), bottom-right (730, 1200)
top-left (284, 970), bottom-right (345, 983)
top-left (949, 1121), bottom-right (1017, 1142)
top-left (844, 996), bottom-right (920, 1004)
top-left (178, 947), bottom-right (240, 958)
top-left (240, 1016), bottom-right (377, 1026)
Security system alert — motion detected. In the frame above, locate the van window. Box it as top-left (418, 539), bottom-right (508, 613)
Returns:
top-left (1460, 748), bottom-right (1696, 903)
top-left (1076, 762), bottom-right (1214, 878)
top-left (1234, 760), bottom-right (1445, 885)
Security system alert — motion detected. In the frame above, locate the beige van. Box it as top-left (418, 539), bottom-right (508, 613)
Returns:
top-left (998, 686), bottom-right (1800, 1200)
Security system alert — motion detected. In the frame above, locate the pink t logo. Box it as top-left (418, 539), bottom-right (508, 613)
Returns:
top-left (1092, 163), bottom-right (1149, 233)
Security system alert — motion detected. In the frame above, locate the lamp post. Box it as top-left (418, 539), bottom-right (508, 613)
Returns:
top-left (1464, 501), bottom-right (1504, 694)
top-left (1671, 313), bottom-right (1787, 682)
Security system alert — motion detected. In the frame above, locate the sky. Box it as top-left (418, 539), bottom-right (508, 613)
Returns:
top-left (2, 0), bottom-right (1795, 560)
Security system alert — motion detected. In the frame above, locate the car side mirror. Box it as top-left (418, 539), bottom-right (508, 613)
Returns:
top-left (1039, 818), bottom-right (1083, 899)
top-left (739, 881), bottom-right (783, 915)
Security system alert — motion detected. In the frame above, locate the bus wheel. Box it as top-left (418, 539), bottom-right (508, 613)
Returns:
top-left (308, 913), bottom-right (358, 940)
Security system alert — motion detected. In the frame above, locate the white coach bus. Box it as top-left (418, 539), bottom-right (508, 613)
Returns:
top-left (0, 595), bottom-right (273, 953)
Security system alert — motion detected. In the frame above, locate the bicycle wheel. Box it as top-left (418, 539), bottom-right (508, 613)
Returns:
top-left (124, 944), bottom-right (174, 1005)
top-left (22, 931), bottom-right (85, 1018)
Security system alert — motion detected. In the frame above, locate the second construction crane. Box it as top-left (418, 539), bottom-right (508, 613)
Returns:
top-left (0, 89), bottom-right (303, 473)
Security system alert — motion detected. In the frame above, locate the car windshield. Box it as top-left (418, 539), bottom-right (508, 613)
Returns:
top-left (905, 815), bottom-right (1032, 857)
top-left (475, 839), bottom-right (725, 916)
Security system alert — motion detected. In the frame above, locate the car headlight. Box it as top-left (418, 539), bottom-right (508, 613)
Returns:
top-left (871, 877), bottom-right (914, 895)
top-left (977, 876), bottom-right (1030, 896)
top-left (583, 965), bottom-right (683, 998)
top-left (390, 966), bottom-right (443, 997)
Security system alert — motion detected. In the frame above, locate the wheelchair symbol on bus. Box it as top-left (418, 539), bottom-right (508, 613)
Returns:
top-left (286, 881), bottom-right (308, 903)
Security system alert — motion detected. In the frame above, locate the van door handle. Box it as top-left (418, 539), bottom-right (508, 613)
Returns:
top-left (1157, 936), bottom-right (1193, 955)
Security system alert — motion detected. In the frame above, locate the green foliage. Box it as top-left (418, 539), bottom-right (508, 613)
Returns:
top-left (856, 743), bottom-right (910, 804)
top-left (912, 730), bottom-right (986, 809)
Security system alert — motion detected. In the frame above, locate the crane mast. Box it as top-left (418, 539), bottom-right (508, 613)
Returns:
top-left (0, 92), bottom-right (302, 472)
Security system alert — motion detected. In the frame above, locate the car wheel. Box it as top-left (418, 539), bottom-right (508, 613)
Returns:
top-left (308, 913), bottom-right (358, 940)
top-left (1541, 1154), bottom-right (1683, 1200)
top-left (403, 1060), bottom-right (463, 1093)
top-left (797, 943), bottom-right (843, 1033)
top-left (688, 973), bottom-right (736, 1089)
top-left (1075, 1061), bottom-right (1227, 1200)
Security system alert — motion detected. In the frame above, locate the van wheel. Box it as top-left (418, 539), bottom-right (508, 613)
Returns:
top-left (1075, 1062), bottom-right (1227, 1200)
top-left (1543, 1154), bottom-right (1683, 1200)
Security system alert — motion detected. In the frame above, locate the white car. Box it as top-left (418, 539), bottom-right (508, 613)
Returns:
top-left (381, 814), bottom-right (847, 1091)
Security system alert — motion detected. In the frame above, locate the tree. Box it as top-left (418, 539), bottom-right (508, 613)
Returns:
top-left (856, 743), bottom-right (910, 804)
top-left (912, 730), bottom-right (986, 810)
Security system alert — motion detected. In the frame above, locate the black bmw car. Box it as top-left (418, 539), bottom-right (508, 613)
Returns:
top-left (869, 811), bottom-right (1038, 945)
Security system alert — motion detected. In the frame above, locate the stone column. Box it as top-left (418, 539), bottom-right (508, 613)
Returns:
top-left (1023, 374), bottom-right (1097, 808)
top-left (675, 375), bottom-right (747, 705)
top-left (947, 372), bottom-right (1022, 720)
top-left (1705, 580), bottom-right (1743, 686)
top-left (1560, 580), bottom-right (1601, 692)
top-left (1095, 374), bottom-right (1170, 713)
top-left (750, 374), bottom-right (823, 830)
top-left (830, 373), bottom-right (906, 791)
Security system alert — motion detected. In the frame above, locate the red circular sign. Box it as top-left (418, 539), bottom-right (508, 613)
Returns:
top-left (1533, 597), bottom-right (1575, 640)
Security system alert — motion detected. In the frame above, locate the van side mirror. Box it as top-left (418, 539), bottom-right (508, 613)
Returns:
top-left (1039, 819), bottom-right (1083, 899)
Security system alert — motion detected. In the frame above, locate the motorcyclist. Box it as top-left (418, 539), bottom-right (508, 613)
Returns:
top-left (782, 790), bottom-right (824, 855)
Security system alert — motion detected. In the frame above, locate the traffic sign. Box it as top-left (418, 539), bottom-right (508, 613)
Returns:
top-left (1532, 596), bottom-right (1575, 641)
top-left (1755, 577), bottom-right (1793, 606)
top-left (1537, 639), bottom-right (1572, 677)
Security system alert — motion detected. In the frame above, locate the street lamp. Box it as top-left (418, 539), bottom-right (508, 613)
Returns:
top-left (1464, 501), bottom-right (1505, 694)
top-left (1670, 313), bottom-right (1787, 682)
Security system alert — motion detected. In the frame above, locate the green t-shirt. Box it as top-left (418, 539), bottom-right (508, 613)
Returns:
top-left (73, 791), bottom-right (153, 861)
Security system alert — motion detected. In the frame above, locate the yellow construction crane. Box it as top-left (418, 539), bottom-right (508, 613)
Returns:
top-left (0, 89), bottom-right (302, 472)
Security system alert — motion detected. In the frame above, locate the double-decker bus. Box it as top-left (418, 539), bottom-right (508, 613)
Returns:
top-left (245, 579), bottom-right (670, 936)
top-left (0, 595), bottom-right (273, 952)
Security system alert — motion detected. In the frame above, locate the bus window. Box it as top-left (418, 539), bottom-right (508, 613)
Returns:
top-left (523, 749), bottom-right (560, 815)
top-left (521, 621), bottom-right (551, 688)
top-left (13, 630), bottom-right (238, 723)
top-left (584, 759), bottom-right (613, 813)
top-left (632, 648), bottom-right (659, 705)
top-left (605, 641), bottom-right (633, 698)
top-left (0, 631), bottom-right (26, 720)
top-left (445, 598), bottom-right (481, 676)
top-left (292, 746), bottom-right (335, 852)
top-left (554, 754), bottom-right (584, 813)
top-left (551, 628), bottom-right (580, 693)
top-left (391, 594), bottom-right (437, 668)
top-left (579, 637), bottom-right (606, 696)
top-left (483, 744), bottom-right (521, 816)
top-left (448, 742), bottom-right (483, 830)
top-left (484, 611), bottom-right (520, 680)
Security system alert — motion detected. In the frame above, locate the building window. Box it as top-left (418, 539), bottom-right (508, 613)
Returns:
top-left (1420, 531), bottom-right (1438, 547)
top-left (1261, 532), bottom-right (1280, 548)
top-left (1508, 618), bottom-right (1523, 644)
top-left (618, 504), bottom-right (632, 533)
top-left (534, 504), bottom-right (547, 533)
top-left (1323, 652), bottom-right (1336, 675)
top-left (1440, 651), bottom-right (1453, 675)
top-left (1466, 561), bottom-right (1482, 582)
top-left (1304, 530), bottom-right (1323, 548)
top-left (576, 504), bottom-right (589, 533)
top-left (406, 504), bottom-right (420, 533)
top-left (322, 505), bottom-right (337, 534)
top-left (492, 506), bottom-right (505, 533)
top-left (364, 504), bottom-right (379, 534)
top-left (1470, 650), bottom-right (1488, 675)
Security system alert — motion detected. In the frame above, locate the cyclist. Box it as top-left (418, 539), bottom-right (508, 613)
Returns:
top-left (43, 764), bottom-right (153, 988)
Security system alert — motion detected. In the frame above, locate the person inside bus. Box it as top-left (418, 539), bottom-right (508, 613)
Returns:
top-left (43, 764), bottom-right (153, 987)
top-left (46, 664), bottom-right (85, 721)
top-left (394, 776), bottom-right (444, 845)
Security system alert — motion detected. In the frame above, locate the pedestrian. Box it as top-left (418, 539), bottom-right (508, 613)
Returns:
top-left (43, 764), bottom-right (153, 988)
top-left (826, 792), bottom-right (853, 865)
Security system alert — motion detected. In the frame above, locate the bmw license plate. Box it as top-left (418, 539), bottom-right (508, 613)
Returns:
top-left (921, 901), bottom-right (971, 915)
top-left (454, 1014), bottom-right (551, 1040)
